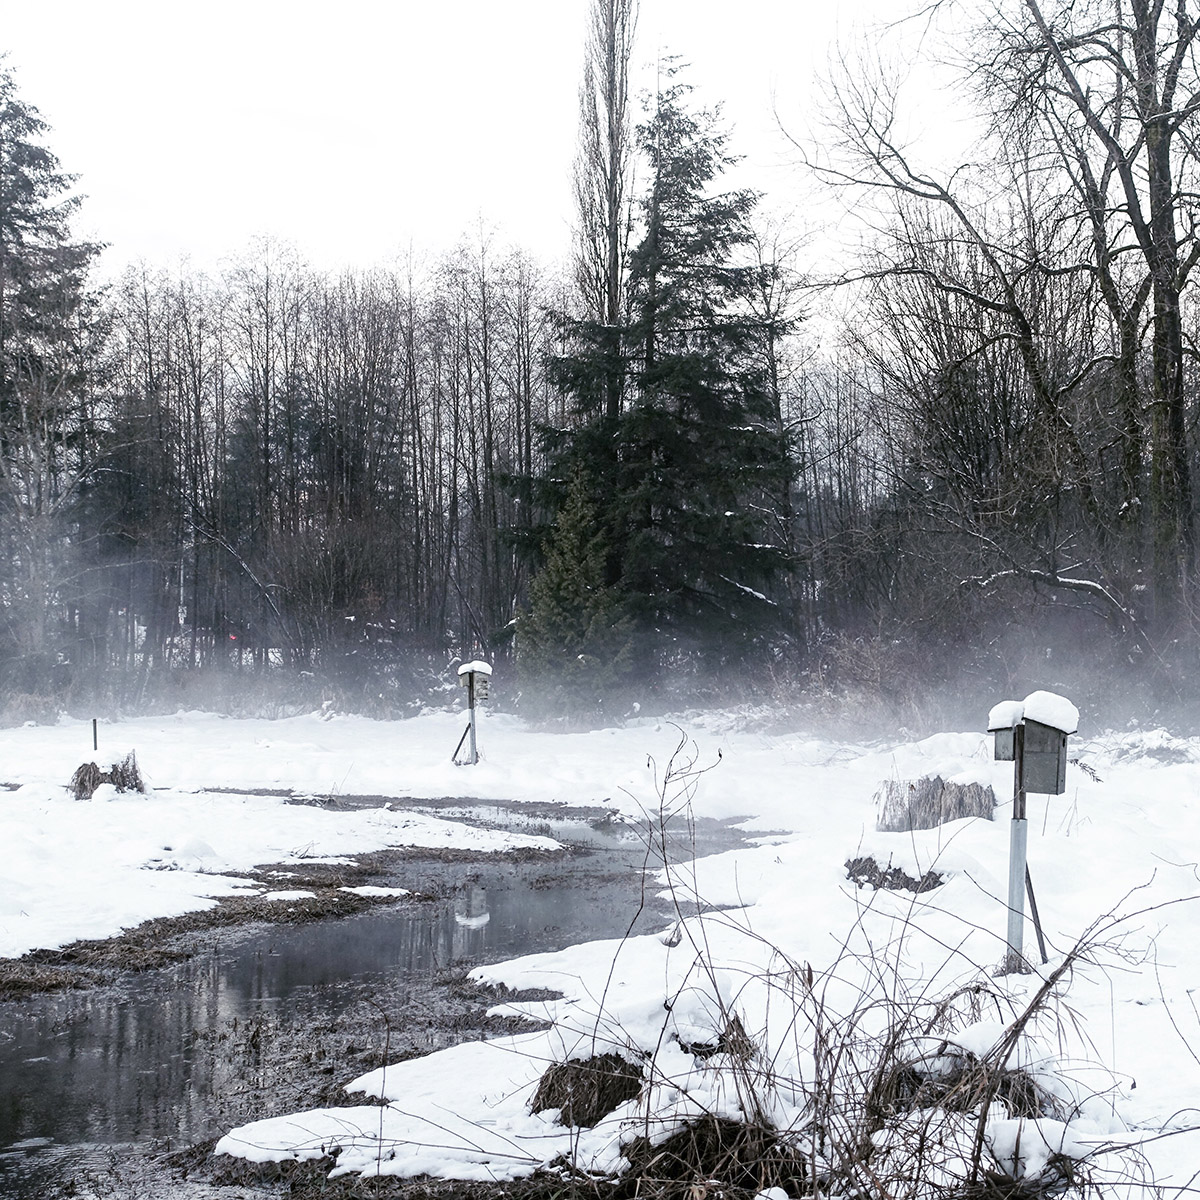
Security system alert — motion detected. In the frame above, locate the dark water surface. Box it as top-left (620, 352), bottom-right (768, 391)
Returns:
top-left (0, 803), bottom-right (740, 1197)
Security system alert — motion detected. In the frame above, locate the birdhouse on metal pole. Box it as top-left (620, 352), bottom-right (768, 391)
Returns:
top-left (456, 660), bottom-right (492, 765)
top-left (988, 690), bottom-right (1078, 972)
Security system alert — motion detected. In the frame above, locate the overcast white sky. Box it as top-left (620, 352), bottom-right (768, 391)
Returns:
top-left (2, 0), bottom-right (945, 277)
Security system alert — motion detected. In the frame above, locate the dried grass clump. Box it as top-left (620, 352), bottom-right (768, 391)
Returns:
top-left (676, 1013), bottom-right (758, 1061)
top-left (70, 751), bottom-right (146, 800)
top-left (846, 854), bottom-right (943, 894)
top-left (69, 761), bottom-right (105, 800)
top-left (621, 1115), bottom-right (809, 1200)
top-left (108, 751), bottom-right (145, 792)
top-left (531, 1053), bottom-right (644, 1127)
top-left (877, 1052), bottom-right (1053, 1121)
top-left (955, 1154), bottom-right (1084, 1200)
top-left (875, 775), bottom-right (996, 833)
top-left (0, 958), bottom-right (92, 999)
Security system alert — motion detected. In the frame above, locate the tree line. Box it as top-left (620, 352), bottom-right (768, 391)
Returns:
top-left (2, 216), bottom-right (569, 711)
top-left (6, 0), bottom-right (1200, 725)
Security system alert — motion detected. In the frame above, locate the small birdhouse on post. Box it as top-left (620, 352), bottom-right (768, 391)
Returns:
top-left (987, 699), bottom-right (1023, 763)
top-left (456, 660), bottom-right (492, 765)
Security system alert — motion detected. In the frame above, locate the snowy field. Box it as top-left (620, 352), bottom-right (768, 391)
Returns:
top-left (3, 704), bottom-right (1200, 1191)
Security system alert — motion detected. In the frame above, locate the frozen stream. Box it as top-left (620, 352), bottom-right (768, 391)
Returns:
top-left (0, 802), bottom-right (743, 1198)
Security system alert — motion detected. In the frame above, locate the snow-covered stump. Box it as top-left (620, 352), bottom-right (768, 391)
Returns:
top-left (874, 774), bottom-right (996, 833)
top-left (69, 750), bottom-right (146, 800)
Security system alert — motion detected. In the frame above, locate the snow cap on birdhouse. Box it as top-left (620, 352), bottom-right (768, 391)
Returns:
top-left (1020, 690), bottom-right (1078, 734)
top-left (457, 660), bottom-right (492, 678)
top-left (457, 660), bottom-right (492, 701)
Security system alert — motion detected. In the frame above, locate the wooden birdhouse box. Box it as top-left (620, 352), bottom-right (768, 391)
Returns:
top-left (1017, 690), bottom-right (1078, 796)
top-left (1021, 720), bottom-right (1067, 794)
top-left (457, 660), bottom-right (492, 703)
top-left (987, 699), bottom-right (1023, 763)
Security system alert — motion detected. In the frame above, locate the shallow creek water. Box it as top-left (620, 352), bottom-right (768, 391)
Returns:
top-left (0, 801), bottom-right (743, 1198)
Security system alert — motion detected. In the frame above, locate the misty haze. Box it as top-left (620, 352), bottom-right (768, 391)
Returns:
top-left (4, 0), bottom-right (1200, 1196)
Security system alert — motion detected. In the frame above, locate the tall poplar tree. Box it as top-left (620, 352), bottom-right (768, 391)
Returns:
top-left (574, 0), bottom-right (638, 422)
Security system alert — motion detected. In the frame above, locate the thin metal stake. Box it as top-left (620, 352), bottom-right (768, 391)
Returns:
top-left (451, 723), bottom-right (471, 763)
top-left (92, 718), bottom-right (98, 753)
top-left (1025, 866), bottom-right (1049, 965)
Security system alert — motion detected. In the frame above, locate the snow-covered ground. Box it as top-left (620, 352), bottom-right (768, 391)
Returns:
top-left (0, 708), bottom-right (589, 959)
top-left (3, 704), bottom-right (1200, 1191)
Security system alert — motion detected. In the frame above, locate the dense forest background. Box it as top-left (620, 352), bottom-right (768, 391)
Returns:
top-left (5, 0), bottom-right (1200, 730)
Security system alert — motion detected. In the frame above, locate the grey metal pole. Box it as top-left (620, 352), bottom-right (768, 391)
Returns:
top-left (1005, 723), bottom-right (1028, 972)
top-left (467, 674), bottom-right (478, 765)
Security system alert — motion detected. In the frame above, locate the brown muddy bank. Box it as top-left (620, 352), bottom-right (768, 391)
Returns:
top-left (0, 842), bottom-right (565, 1000)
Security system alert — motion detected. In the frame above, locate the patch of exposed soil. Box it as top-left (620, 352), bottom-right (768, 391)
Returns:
top-left (17, 891), bottom-right (378, 977)
top-left (292, 792), bottom-right (624, 822)
top-left (180, 1145), bottom-right (595, 1200)
top-left (193, 968), bottom-right (559, 1124)
top-left (845, 854), bottom-right (944, 894)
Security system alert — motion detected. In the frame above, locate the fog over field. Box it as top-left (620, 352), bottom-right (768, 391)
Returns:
top-left (5, 1), bottom-right (1200, 1193)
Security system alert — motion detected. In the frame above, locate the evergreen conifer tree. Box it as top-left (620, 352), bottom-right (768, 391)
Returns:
top-left (0, 61), bottom-right (100, 434)
top-left (543, 67), bottom-right (793, 686)
top-left (0, 61), bottom-right (104, 691)
top-left (518, 469), bottom-right (633, 722)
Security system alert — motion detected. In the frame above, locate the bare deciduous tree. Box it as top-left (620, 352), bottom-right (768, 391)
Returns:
top-left (574, 0), bottom-right (638, 419)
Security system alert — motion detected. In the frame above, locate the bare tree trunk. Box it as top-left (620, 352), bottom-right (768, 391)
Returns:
top-left (574, 0), bottom-right (637, 419)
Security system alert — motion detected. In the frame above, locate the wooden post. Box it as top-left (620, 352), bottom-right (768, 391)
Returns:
top-left (92, 718), bottom-right (98, 753)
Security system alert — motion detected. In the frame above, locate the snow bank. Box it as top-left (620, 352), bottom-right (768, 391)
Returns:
top-left (205, 709), bottom-right (1200, 1189)
top-left (6, 707), bottom-right (1200, 1188)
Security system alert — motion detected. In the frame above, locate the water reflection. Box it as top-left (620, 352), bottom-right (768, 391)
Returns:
top-left (0, 809), bottom-right (742, 1195)
top-left (454, 884), bottom-right (492, 931)
top-left (0, 865), bottom-right (657, 1160)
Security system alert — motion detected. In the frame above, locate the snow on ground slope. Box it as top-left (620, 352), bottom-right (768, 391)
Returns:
top-left (0, 706), bottom-right (847, 959)
top-left (0, 710), bottom-right (591, 959)
top-left (3, 707), bottom-right (1199, 1188)
top-left (207, 711), bottom-right (1200, 1191)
